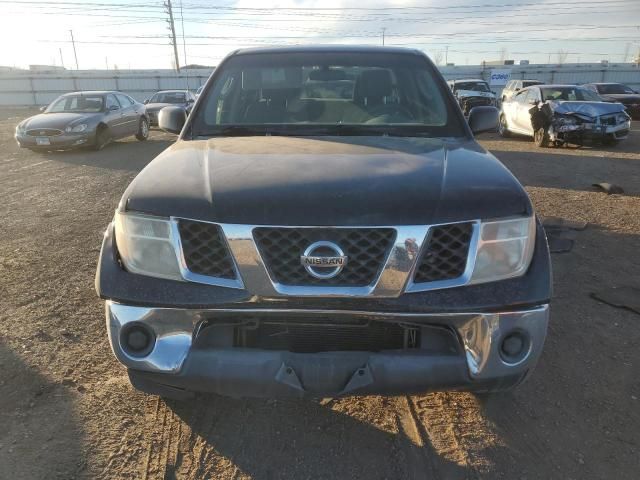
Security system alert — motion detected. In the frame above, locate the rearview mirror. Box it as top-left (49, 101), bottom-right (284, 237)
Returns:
top-left (468, 106), bottom-right (499, 134)
top-left (109, 104), bottom-right (119, 111)
top-left (158, 106), bottom-right (186, 134)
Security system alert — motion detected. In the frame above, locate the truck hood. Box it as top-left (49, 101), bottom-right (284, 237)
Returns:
top-left (123, 136), bottom-right (531, 226)
top-left (456, 90), bottom-right (495, 99)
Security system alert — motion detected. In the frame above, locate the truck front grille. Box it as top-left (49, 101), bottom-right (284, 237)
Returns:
top-left (235, 319), bottom-right (417, 353)
top-left (178, 220), bottom-right (236, 279)
top-left (253, 227), bottom-right (396, 286)
top-left (413, 223), bottom-right (473, 283)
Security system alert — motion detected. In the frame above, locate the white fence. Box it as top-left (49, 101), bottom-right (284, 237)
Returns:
top-left (0, 63), bottom-right (639, 106)
top-left (0, 69), bottom-right (212, 106)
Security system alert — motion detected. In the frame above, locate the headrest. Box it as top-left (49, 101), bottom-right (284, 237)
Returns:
top-left (242, 67), bottom-right (303, 90)
top-left (309, 69), bottom-right (347, 81)
top-left (354, 69), bottom-right (393, 100)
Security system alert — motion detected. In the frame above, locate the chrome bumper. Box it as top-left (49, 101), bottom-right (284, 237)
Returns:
top-left (106, 301), bottom-right (549, 396)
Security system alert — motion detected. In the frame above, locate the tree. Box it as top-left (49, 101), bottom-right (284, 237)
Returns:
top-left (433, 51), bottom-right (444, 66)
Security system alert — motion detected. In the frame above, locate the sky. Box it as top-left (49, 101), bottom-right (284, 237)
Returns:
top-left (0, 0), bottom-right (639, 70)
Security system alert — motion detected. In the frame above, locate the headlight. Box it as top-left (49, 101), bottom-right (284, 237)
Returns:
top-left (470, 216), bottom-right (536, 284)
top-left (616, 113), bottom-right (630, 123)
top-left (114, 212), bottom-right (183, 281)
top-left (65, 123), bottom-right (88, 133)
top-left (16, 123), bottom-right (26, 134)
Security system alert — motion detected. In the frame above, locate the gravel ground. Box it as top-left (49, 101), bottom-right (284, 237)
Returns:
top-left (0, 108), bottom-right (638, 479)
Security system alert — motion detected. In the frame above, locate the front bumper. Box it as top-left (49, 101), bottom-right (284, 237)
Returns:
top-left (15, 131), bottom-right (95, 149)
top-left (106, 301), bottom-right (549, 397)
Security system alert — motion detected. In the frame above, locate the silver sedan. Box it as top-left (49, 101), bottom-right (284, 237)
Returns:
top-left (15, 90), bottom-right (150, 151)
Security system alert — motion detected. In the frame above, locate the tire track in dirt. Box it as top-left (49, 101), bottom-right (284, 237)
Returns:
top-left (402, 393), bottom-right (503, 479)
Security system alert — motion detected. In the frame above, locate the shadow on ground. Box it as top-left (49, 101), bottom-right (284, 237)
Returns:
top-left (0, 340), bottom-right (83, 479)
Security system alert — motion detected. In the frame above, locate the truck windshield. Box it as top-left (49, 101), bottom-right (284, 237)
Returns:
top-left (191, 51), bottom-right (465, 137)
top-left (454, 82), bottom-right (490, 92)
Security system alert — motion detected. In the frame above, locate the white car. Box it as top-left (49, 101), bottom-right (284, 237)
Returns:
top-left (499, 84), bottom-right (630, 147)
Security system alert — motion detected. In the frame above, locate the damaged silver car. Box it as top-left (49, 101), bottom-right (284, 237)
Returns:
top-left (500, 85), bottom-right (631, 147)
top-left (447, 79), bottom-right (497, 116)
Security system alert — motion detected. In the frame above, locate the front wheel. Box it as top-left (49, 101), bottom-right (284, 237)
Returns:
top-left (93, 126), bottom-right (111, 151)
top-left (534, 127), bottom-right (550, 148)
top-left (498, 114), bottom-right (511, 137)
top-left (136, 117), bottom-right (149, 141)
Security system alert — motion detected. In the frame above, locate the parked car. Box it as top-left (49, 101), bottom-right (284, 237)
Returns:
top-left (500, 84), bottom-right (631, 147)
top-left (447, 79), bottom-right (497, 115)
top-left (501, 79), bottom-right (544, 103)
top-left (15, 91), bottom-right (149, 151)
top-left (144, 90), bottom-right (196, 126)
top-left (582, 83), bottom-right (640, 119)
top-left (96, 45), bottom-right (551, 400)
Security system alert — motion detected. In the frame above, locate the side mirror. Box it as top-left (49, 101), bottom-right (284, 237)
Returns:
top-left (39, 106), bottom-right (46, 112)
top-left (468, 106), bottom-right (499, 134)
top-left (109, 104), bottom-right (120, 111)
top-left (143, 99), bottom-right (149, 104)
top-left (158, 105), bottom-right (186, 134)
top-left (514, 87), bottom-right (521, 92)
top-left (528, 100), bottom-right (538, 105)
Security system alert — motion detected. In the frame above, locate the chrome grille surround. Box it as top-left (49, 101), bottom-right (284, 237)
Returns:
top-left (26, 128), bottom-right (63, 137)
top-left (169, 217), bottom-right (480, 297)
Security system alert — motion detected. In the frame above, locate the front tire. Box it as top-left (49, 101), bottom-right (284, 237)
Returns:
top-left (136, 117), bottom-right (149, 141)
top-left (93, 126), bottom-right (111, 151)
top-left (498, 114), bottom-right (511, 137)
top-left (534, 127), bottom-right (549, 147)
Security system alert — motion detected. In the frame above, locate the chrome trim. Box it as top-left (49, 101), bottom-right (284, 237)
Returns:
top-left (106, 301), bottom-right (549, 379)
top-left (169, 219), bottom-right (245, 290)
top-left (405, 220), bottom-right (481, 293)
top-left (166, 217), bottom-right (505, 297)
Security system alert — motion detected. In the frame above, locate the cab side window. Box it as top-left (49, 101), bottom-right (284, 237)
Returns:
top-left (116, 94), bottom-right (134, 107)
top-left (106, 94), bottom-right (120, 110)
top-left (525, 89), bottom-right (539, 104)
top-left (515, 90), bottom-right (528, 104)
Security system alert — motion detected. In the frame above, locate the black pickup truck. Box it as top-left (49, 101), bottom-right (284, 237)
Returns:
top-left (96, 46), bottom-right (551, 400)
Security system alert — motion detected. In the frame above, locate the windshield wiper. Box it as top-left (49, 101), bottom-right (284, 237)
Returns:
top-left (196, 124), bottom-right (438, 138)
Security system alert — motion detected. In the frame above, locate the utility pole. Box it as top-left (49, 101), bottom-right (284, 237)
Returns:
top-left (59, 48), bottom-right (65, 69)
top-left (445, 45), bottom-right (449, 65)
top-left (382, 27), bottom-right (386, 46)
top-left (179, 0), bottom-right (190, 90)
top-left (164, 0), bottom-right (180, 71)
top-left (69, 30), bottom-right (79, 70)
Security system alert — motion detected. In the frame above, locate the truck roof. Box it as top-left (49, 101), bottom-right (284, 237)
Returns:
top-left (232, 45), bottom-right (424, 56)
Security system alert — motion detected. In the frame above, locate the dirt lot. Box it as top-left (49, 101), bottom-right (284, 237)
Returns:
top-left (0, 107), bottom-right (638, 479)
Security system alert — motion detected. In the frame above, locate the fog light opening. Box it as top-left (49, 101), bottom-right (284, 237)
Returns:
top-left (121, 323), bottom-right (156, 357)
top-left (499, 331), bottom-right (530, 365)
